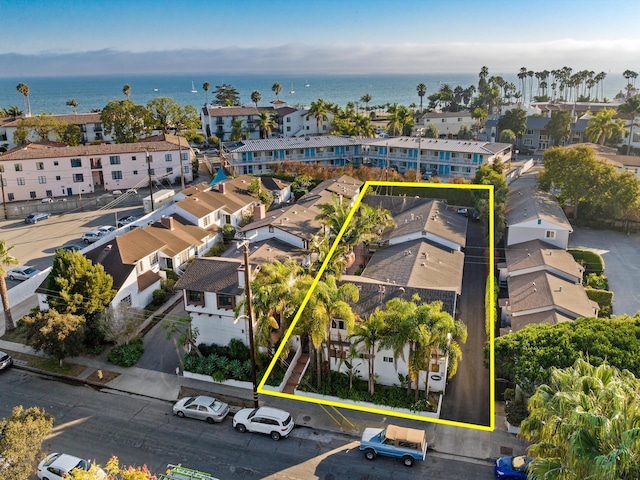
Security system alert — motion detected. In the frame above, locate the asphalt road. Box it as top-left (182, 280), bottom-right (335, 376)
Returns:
top-left (0, 368), bottom-right (496, 480)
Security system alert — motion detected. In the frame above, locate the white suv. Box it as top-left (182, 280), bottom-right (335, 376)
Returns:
top-left (37, 453), bottom-right (105, 480)
top-left (232, 406), bottom-right (294, 441)
top-left (82, 230), bottom-right (104, 244)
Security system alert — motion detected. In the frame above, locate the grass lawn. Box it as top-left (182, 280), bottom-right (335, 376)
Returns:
top-left (4, 349), bottom-right (86, 377)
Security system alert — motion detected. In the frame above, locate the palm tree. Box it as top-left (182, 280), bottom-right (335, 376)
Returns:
top-left (416, 83), bottom-right (427, 112)
top-left (122, 83), bottom-right (131, 99)
top-left (5, 106), bottom-right (21, 117)
top-left (0, 240), bottom-right (19, 332)
top-left (623, 70), bottom-right (638, 98)
top-left (271, 82), bottom-right (282, 101)
top-left (257, 110), bottom-right (276, 139)
top-left (16, 82), bottom-right (31, 117)
top-left (351, 312), bottom-right (386, 395)
top-left (203, 82), bottom-right (210, 105)
top-left (618, 96), bottom-right (640, 154)
top-left (585, 108), bottom-right (626, 145)
top-left (250, 90), bottom-right (261, 108)
top-left (360, 94), bottom-right (372, 112)
top-left (230, 118), bottom-right (244, 141)
top-left (306, 98), bottom-right (330, 135)
top-left (352, 114), bottom-right (376, 138)
top-left (66, 98), bottom-right (78, 114)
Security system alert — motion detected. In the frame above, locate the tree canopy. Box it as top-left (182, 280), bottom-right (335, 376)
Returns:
top-left (546, 110), bottom-right (572, 146)
top-left (214, 83), bottom-right (241, 106)
top-left (100, 99), bottom-right (153, 143)
top-left (23, 309), bottom-right (87, 365)
top-left (497, 108), bottom-right (527, 140)
top-left (146, 97), bottom-right (201, 134)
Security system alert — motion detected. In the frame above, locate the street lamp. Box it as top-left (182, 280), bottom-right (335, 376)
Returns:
top-left (235, 238), bottom-right (259, 408)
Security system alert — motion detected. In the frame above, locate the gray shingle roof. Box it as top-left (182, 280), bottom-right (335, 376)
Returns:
top-left (506, 184), bottom-right (572, 230)
top-left (175, 257), bottom-right (244, 294)
top-left (506, 239), bottom-right (584, 281)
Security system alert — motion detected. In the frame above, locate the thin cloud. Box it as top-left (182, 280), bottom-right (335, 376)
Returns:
top-left (1, 40), bottom-right (639, 77)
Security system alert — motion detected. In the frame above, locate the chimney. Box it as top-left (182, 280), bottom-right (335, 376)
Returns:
top-left (219, 182), bottom-right (227, 194)
top-left (160, 216), bottom-right (175, 230)
top-left (253, 202), bottom-right (266, 220)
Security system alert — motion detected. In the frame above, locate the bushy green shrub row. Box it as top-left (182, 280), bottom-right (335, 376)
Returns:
top-left (585, 287), bottom-right (614, 317)
top-left (585, 273), bottom-right (609, 290)
top-left (568, 248), bottom-right (605, 275)
top-left (108, 338), bottom-right (144, 367)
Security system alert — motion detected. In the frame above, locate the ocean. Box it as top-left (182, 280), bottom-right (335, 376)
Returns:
top-left (0, 72), bottom-right (631, 116)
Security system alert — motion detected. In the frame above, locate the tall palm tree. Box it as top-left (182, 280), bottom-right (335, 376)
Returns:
top-left (271, 82), bottom-right (282, 101)
top-left (416, 83), bottom-right (427, 112)
top-left (360, 94), bottom-right (372, 112)
top-left (250, 90), bottom-right (261, 108)
top-left (618, 96), bottom-right (640, 153)
top-left (230, 118), bottom-right (244, 141)
top-left (0, 240), bottom-right (19, 332)
top-left (66, 98), bottom-right (78, 114)
top-left (203, 82), bottom-right (210, 105)
top-left (306, 98), bottom-right (330, 135)
top-left (122, 83), bottom-right (131, 99)
top-left (352, 114), bottom-right (376, 138)
top-left (351, 311), bottom-right (386, 396)
top-left (257, 110), bottom-right (276, 139)
top-left (585, 108), bottom-right (626, 145)
top-left (16, 82), bottom-right (31, 117)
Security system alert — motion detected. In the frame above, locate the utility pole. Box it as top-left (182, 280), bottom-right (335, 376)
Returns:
top-left (146, 149), bottom-right (155, 212)
top-left (239, 237), bottom-right (259, 409)
top-left (0, 172), bottom-right (6, 220)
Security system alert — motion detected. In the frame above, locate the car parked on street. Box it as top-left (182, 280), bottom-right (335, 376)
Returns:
top-left (7, 265), bottom-right (41, 281)
top-left (40, 197), bottom-right (54, 203)
top-left (0, 351), bottom-right (13, 371)
top-left (82, 230), bottom-right (105, 244)
top-left (37, 453), bottom-right (105, 480)
top-left (97, 225), bottom-right (116, 234)
top-left (117, 216), bottom-right (137, 228)
top-left (359, 424), bottom-right (427, 467)
top-left (495, 455), bottom-right (533, 479)
top-left (173, 395), bottom-right (230, 424)
top-left (25, 212), bottom-right (50, 224)
top-left (59, 244), bottom-right (84, 252)
top-left (232, 406), bottom-right (294, 441)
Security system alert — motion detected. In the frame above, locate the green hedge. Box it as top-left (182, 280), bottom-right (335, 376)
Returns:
top-left (585, 287), bottom-right (614, 318)
top-left (568, 248), bottom-right (605, 275)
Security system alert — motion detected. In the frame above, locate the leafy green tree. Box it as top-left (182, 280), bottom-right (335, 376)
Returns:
top-left (59, 123), bottom-right (83, 146)
top-left (214, 83), bottom-right (240, 106)
top-left (146, 97), bottom-right (200, 134)
top-left (538, 145), bottom-right (603, 219)
top-left (473, 164), bottom-right (508, 244)
top-left (101, 99), bottom-right (152, 143)
top-left (617, 96), bottom-right (640, 153)
top-left (70, 455), bottom-right (156, 480)
top-left (546, 110), bottom-right (572, 146)
top-left (498, 129), bottom-right (516, 144)
top-left (423, 123), bottom-right (439, 138)
top-left (457, 124), bottom-right (472, 140)
top-left (522, 358), bottom-right (640, 480)
top-left (498, 108), bottom-right (527, 144)
top-left (0, 405), bottom-right (54, 480)
top-left (0, 240), bottom-right (19, 332)
top-left (585, 108), bottom-right (626, 145)
top-left (13, 115), bottom-right (70, 145)
top-left (23, 309), bottom-right (86, 365)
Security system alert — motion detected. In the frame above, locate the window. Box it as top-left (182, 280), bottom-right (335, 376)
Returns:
top-left (166, 167), bottom-right (173, 174)
top-left (71, 158), bottom-right (82, 168)
top-left (46, 190), bottom-right (52, 197)
top-left (55, 175), bottom-right (61, 181)
top-left (54, 161), bottom-right (59, 166)
top-left (187, 290), bottom-right (205, 306)
top-left (181, 152), bottom-right (188, 161)
top-left (217, 294), bottom-right (235, 309)
top-left (110, 156), bottom-right (121, 165)
top-left (149, 168), bottom-right (155, 175)
top-left (165, 153), bottom-right (172, 162)
top-left (132, 156), bottom-right (137, 161)
top-left (112, 171), bottom-right (123, 180)
top-left (14, 163), bottom-right (22, 171)
top-left (149, 252), bottom-right (158, 266)
top-left (73, 173), bottom-right (84, 183)
top-left (286, 117), bottom-right (291, 123)
top-left (7, 193), bottom-right (13, 201)
top-left (17, 177), bottom-right (25, 186)
top-left (203, 216), bottom-right (210, 227)
top-left (38, 176), bottom-right (46, 184)
top-left (269, 225), bottom-right (274, 233)
top-left (331, 319), bottom-right (345, 330)
top-left (224, 214), bottom-right (231, 224)
top-left (383, 356), bottom-right (394, 363)
top-left (441, 118), bottom-right (446, 123)
top-left (36, 162), bottom-right (44, 170)
top-left (30, 191), bottom-right (36, 199)
top-left (121, 295), bottom-right (132, 305)
top-left (545, 230), bottom-right (556, 239)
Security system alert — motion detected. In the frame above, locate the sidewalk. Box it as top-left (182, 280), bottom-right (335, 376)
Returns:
top-left (0, 295), bottom-right (528, 466)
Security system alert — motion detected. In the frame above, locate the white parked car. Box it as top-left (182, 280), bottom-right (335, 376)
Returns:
top-left (7, 266), bottom-right (41, 281)
top-left (37, 453), bottom-right (105, 480)
top-left (82, 230), bottom-right (105, 244)
top-left (97, 225), bottom-right (116, 234)
top-left (232, 406), bottom-right (294, 441)
top-left (173, 395), bottom-right (230, 424)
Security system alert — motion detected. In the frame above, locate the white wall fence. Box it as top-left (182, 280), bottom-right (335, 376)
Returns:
top-left (0, 267), bottom-right (50, 314)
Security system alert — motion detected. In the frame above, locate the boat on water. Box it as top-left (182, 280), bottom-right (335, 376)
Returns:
top-left (153, 88), bottom-right (159, 92)
top-left (191, 81), bottom-right (197, 93)
top-left (290, 83), bottom-right (295, 94)
top-left (304, 81), bottom-right (310, 87)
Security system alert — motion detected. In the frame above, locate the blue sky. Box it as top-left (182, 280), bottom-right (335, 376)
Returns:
top-left (2, 0), bottom-right (640, 76)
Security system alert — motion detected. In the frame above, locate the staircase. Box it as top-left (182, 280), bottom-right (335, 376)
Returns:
top-left (283, 353), bottom-right (309, 394)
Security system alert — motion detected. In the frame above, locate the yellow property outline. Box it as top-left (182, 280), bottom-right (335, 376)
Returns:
top-left (257, 180), bottom-right (495, 432)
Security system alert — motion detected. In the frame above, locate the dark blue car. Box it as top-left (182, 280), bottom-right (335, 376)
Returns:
top-left (495, 455), bottom-right (533, 479)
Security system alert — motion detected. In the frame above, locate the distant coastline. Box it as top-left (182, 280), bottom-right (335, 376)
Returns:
top-left (0, 72), bottom-right (630, 116)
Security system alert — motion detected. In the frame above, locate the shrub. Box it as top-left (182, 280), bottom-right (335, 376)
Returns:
top-left (222, 224), bottom-right (236, 240)
top-left (585, 287), bottom-right (614, 317)
top-left (585, 273), bottom-right (608, 290)
top-left (505, 391), bottom-right (529, 427)
top-left (204, 240), bottom-right (226, 257)
top-left (161, 268), bottom-right (180, 282)
top-left (152, 289), bottom-right (167, 305)
top-left (568, 248), bottom-right (605, 275)
top-left (161, 278), bottom-right (176, 293)
top-left (228, 338), bottom-right (250, 361)
top-left (108, 338), bottom-right (144, 367)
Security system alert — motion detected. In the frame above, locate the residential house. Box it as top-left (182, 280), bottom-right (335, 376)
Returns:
top-left (505, 184), bottom-right (573, 249)
top-left (0, 113), bottom-right (114, 151)
top-left (201, 106), bottom-right (276, 141)
top-left (414, 111), bottom-right (475, 138)
top-left (567, 142), bottom-right (640, 180)
top-left (0, 134), bottom-right (193, 201)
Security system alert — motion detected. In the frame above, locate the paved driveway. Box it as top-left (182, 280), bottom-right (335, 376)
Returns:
top-left (569, 227), bottom-right (640, 317)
